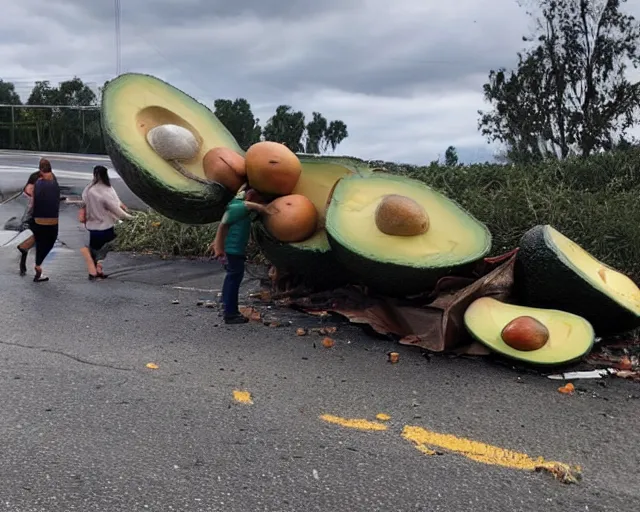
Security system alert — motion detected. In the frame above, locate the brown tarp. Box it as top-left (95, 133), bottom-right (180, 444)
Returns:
top-left (267, 249), bottom-right (520, 355)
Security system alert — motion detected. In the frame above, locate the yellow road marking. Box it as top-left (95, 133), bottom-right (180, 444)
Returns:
top-left (319, 414), bottom-right (388, 431)
top-left (401, 425), bottom-right (581, 483)
top-left (232, 390), bottom-right (253, 404)
top-left (376, 413), bottom-right (391, 421)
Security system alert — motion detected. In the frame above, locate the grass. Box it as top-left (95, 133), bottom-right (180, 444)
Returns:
top-left (114, 146), bottom-right (640, 280)
top-left (114, 209), bottom-right (265, 263)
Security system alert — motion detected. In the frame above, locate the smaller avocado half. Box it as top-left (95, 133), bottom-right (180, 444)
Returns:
top-left (515, 224), bottom-right (640, 334)
top-left (101, 73), bottom-right (242, 224)
top-left (252, 157), bottom-right (373, 289)
top-left (324, 172), bottom-right (492, 296)
top-left (464, 297), bottom-right (595, 366)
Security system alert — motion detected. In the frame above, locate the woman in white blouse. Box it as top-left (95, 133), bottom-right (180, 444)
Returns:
top-left (78, 165), bottom-right (133, 280)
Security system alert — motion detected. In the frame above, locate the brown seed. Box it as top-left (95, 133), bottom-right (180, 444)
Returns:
top-left (202, 147), bottom-right (247, 193)
top-left (388, 352), bottom-right (400, 364)
top-left (501, 316), bottom-right (550, 351)
top-left (296, 328), bottom-right (307, 336)
top-left (375, 194), bottom-right (429, 237)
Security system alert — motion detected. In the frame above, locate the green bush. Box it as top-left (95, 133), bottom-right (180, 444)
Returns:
top-left (114, 147), bottom-right (640, 279)
top-left (113, 210), bottom-right (265, 262)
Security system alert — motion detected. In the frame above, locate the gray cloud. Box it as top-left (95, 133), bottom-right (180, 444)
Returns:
top-left (67, 0), bottom-right (350, 28)
top-left (1, 0), bottom-right (639, 165)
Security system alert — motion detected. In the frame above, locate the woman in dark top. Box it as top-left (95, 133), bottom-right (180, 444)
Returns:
top-left (17, 169), bottom-right (41, 275)
top-left (29, 159), bottom-right (61, 282)
top-left (17, 161), bottom-right (59, 274)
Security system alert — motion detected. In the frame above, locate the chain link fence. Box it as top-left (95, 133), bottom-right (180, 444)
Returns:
top-left (0, 104), bottom-right (106, 155)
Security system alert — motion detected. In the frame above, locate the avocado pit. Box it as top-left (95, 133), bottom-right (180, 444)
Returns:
top-left (375, 194), bottom-right (429, 237)
top-left (500, 315), bottom-right (550, 351)
top-left (245, 141), bottom-right (302, 196)
top-left (146, 123), bottom-right (200, 161)
top-left (203, 147), bottom-right (247, 193)
top-left (264, 194), bottom-right (318, 243)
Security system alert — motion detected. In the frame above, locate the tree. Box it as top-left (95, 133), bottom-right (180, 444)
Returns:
top-left (0, 80), bottom-right (23, 149)
top-left (262, 105), bottom-right (307, 152)
top-left (213, 98), bottom-right (262, 151)
top-left (323, 120), bottom-right (348, 153)
top-left (303, 112), bottom-right (327, 154)
top-left (302, 113), bottom-right (349, 154)
top-left (478, 0), bottom-right (640, 160)
top-left (0, 80), bottom-right (21, 105)
top-left (264, 108), bottom-right (349, 154)
top-left (25, 77), bottom-right (99, 153)
top-left (444, 146), bottom-right (459, 166)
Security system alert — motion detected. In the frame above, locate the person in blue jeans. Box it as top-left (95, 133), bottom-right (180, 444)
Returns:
top-left (210, 187), bottom-right (272, 324)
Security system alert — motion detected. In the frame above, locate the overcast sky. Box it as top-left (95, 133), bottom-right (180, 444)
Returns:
top-left (1, 0), bottom-right (639, 165)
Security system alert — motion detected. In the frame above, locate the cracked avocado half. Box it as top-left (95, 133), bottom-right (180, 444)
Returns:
top-left (515, 225), bottom-right (640, 334)
top-left (464, 297), bottom-right (595, 366)
top-left (324, 172), bottom-right (492, 296)
top-left (252, 158), bottom-right (373, 289)
top-left (101, 73), bottom-right (242, 224)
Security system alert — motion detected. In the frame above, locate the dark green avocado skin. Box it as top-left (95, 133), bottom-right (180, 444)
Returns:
top-left (100, 73), bottom-right (235, 225)
top-left (252, 221), bottom-right (350, 291)
top-left (327, 231), bottom-right (481, 297)
top-left (104, 134), bottom-right (232, 224)
top-left (514, 224), bottom-right (640, 335)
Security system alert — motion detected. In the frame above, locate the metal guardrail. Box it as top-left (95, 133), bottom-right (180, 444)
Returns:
top-left (0, 104), bottom-right (104, 154)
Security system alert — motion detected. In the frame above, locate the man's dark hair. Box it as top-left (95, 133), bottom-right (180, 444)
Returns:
top-left (39, 158), bottom-right (52, 173)
top-left (93, 165), bottom-right (111, 187)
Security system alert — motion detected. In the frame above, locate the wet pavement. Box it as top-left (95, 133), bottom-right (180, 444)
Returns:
top-left (0, 149), bottom-right (148, 211)
top-left (1, 155), bottom-right (640, 511)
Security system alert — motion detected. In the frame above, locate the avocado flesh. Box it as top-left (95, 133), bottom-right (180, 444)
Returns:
top-left (516, 225), bottom-right (640, 334)
top-left (253, 159), bottom-right (366, 289)
top-left (464, 297), bottom-right (595, 366)
top-left (325, 173), bottom-right (492, 296)
top-left (101, 73), bottom-right (242, 224)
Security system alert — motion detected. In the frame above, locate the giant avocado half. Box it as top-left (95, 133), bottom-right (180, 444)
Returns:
top-left (252, 158), bottom-right (373, 289)
top-left (464, 297), bottom-right (595, 366)
top-left (516, 225), bottom-right (640, 334)
top-left (324, 172), bottom-right (492, 296)
top-left (101, 73), bottom-right (242, 224)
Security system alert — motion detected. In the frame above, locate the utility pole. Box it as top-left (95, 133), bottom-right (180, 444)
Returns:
top-left (114, 0), bottom-right (121, 76)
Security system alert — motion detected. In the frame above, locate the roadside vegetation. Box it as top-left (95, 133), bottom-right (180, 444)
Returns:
top-left (113, 208), bottom-right (265, 263)
top-left (2, 1), bottom-right (638, 278)
top-left (114, 146), bottom-right (640, 279)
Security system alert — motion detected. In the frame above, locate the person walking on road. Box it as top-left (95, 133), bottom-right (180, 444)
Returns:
top-left (209, 187), bottom-right (273, 324)
top-left (17, 160), bottom-right (59, 275)
top-left (28, 159), bottom-right (61, 282)
top-left (78, 165), bottom-right (133, 280)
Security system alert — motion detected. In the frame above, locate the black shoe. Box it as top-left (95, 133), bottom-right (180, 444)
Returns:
top-left (18, 248), bottom-right (27, 276)
top-left (33, 268), bottom-right (49, 282)
top-left (224, 314), bottom-right (249, 324)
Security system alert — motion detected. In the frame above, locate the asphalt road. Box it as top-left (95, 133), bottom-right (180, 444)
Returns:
top-left (1, 153), bottom-right (640, 511)
top-left (0, 149), bottom-right (147, 211)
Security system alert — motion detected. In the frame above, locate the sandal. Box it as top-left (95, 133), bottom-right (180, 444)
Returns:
top-left (34, 268), bottom-right (49, 282)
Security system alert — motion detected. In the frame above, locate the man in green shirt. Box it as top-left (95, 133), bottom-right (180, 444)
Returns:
top-left (210, 187), bottom-right (273, 324)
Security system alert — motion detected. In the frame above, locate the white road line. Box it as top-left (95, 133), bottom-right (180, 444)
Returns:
top-left (0, 150), bottom-right (111, 162)
top-left (0, 165), bottom-right (121, 180)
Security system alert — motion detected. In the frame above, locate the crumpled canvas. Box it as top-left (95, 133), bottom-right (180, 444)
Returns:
top-left (266, 249), bottom-right (520, 355)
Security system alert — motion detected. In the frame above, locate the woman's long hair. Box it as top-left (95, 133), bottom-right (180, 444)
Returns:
top-left (92, 165), bottom-right (111, 187)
